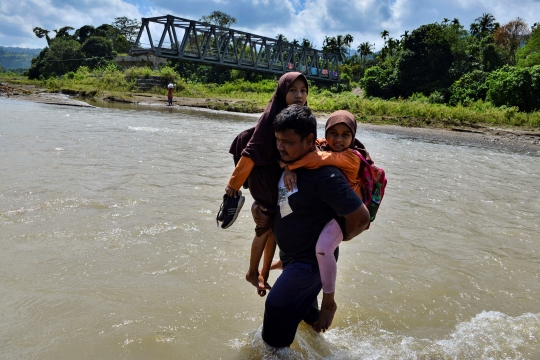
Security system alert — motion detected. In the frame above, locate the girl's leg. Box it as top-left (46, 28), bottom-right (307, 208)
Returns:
top-left (315, 219), bottom-right (343, 332)
top-left (246, 228), bottom-right (272, 289)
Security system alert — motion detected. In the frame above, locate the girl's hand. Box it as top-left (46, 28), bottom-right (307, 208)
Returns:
top-left (225, 185), bottom-right (238, 197)
top-left (283, 167), bottom-right (297, 192)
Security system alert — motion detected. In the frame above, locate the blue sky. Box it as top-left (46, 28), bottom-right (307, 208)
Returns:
top-left (1, 0), bottom-right (539, 51)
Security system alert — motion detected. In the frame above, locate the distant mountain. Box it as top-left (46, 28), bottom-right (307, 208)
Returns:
top-left (0, 46), bottom-right (43, 69)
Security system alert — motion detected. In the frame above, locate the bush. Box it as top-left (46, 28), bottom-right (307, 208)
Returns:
top-left (486, 65), bottom-right (540, 112)
top-left (449, 70), bottom-right (489, 106)
top-left (428, 91), bottom-right (445, 104)
top-left (360, 65), bottom-right (397, 99)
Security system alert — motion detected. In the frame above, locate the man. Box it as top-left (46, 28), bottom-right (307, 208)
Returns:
top-left (253, 104), bottom-right (370, 348)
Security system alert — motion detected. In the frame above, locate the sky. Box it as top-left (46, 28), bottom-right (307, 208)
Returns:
top-left (1, 0), bottom-right (539, 51)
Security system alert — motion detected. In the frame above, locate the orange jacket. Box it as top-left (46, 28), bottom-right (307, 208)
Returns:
top-left (287, 149), bottom-right (362, 200)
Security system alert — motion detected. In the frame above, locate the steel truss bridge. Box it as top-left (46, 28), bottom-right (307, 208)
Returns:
top-left (131, 15), bottom-right (340, 82)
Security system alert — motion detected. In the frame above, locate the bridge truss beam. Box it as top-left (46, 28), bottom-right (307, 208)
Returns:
top-left (131, 15), bottom-right (340, 82)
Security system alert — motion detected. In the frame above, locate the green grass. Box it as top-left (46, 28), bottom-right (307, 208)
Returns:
top-left (1, 67), bottom-right (539, 128)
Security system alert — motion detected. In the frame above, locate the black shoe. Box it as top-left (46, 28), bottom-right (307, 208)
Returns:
top-left (216, 191), bottom-right (245, 229)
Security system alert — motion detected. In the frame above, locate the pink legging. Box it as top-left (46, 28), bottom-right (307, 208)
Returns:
top-left (316, 219), bottom-right (343, 294)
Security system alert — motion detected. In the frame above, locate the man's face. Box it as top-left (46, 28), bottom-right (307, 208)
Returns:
top-left (275, 129), bottom-right (314, 163)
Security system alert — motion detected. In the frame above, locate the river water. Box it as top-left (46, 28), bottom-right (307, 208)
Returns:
top-left (1, 97), bottom-right (539, 359)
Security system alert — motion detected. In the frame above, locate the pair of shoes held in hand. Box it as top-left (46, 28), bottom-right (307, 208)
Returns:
top-left (216, 190), bottom-right (245, 229)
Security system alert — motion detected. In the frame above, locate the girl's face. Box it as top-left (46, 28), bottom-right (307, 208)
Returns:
top-left (326, 123), bottom-right (353, 152)
top-left (285, 78), bottom-right (308, 106)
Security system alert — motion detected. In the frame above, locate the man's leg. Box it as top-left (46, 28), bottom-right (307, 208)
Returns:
top-left (262, 262), bottom-right (322, 347)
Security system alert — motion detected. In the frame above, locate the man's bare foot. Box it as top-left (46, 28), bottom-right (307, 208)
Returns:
top-left (246, 270), bottom-right (271, 297)
top-left (270, 259), bottom-right (283, 271)
top-left (246, 270), bottom-right (260, 287)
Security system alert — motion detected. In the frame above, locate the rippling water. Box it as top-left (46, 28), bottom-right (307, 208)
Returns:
top-left (1, 98), bottom-right (539, 359)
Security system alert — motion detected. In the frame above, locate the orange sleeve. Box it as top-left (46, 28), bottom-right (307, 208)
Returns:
top-left (287, 150), bottom-right (360, 185)
top-left (227, 156), bottom-right (255, 191)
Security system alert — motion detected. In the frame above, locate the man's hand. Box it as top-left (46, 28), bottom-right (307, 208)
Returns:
top-left (251, 202), bottom-right (269, 228)
top-left (342, 203), bottom-right (370, 241)
top-left (225, 185), bottom-right (238, 197)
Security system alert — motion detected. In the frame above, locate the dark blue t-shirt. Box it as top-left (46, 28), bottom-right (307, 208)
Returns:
top-left (273, 166), bottom-right (363, 268)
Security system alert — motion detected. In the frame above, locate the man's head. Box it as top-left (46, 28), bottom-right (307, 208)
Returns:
top-left (273, 104), bottom-right (317, 163)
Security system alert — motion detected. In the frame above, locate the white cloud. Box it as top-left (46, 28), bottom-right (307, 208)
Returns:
top-left (0, 0), bottom-right (539, 51)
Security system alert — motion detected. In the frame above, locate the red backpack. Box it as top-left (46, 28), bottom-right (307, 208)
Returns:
top-left (352, 146), bottom-right (387, 223)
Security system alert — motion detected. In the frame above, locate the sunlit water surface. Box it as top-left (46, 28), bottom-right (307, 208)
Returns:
top-left (1, 98), bottom-right (539, 359)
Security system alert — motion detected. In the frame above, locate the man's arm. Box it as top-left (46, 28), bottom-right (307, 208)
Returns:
top-left (342, 203), bottom-right (370, 241)
top-left (317, 167), bottom-right (370, 241)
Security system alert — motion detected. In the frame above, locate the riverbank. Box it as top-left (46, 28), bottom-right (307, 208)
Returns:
top-left (1, 81), bottom-right (539, 154)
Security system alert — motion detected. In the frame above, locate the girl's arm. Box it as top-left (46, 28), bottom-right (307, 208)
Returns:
top-left (287, 150), bottom-right (360, 182)
top-left (225, 156), bottom-right (255, 196)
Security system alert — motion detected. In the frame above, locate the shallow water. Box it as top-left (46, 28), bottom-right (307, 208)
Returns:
top-left (1, 98), bottom-right (539, 359)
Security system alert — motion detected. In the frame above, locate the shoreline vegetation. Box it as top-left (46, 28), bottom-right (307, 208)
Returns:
top-left (2, 66), bottom-right (540, 127)
top-left (1, 69), bottom-right (539, 154)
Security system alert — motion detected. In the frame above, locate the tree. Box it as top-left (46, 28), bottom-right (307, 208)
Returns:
top-left (33, 27), bottom-right (51, 46)
top-left (396, 23), bottom-right (454, 97)
top-left (200, 11), bottom-right (237, 28)
top-left (323, 34), bottom-right (354, 62)
top-left (276, 34), bottom-right (288, 43)
top-left (380, 30), bottom-right (389, 42)
top-left (112, 17), bottom-right (140, 43)
top-left (75, 25), bottom-right (95, 44)
top-left (53, 26), bottom-right (74, 38)
top-left (470, 13), bottom-right (499, 38)
top-left (516, 24), bottom-right (540, 67)
top-left (494, 18), bottom-right (531, 65)
top-left (357, 41), bottom-right (373, 63)
top-left (301, 38), bottom-right (313, 48)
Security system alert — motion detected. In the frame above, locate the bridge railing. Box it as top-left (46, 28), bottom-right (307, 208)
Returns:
top-left (131, 15), bottom-right (340, 82)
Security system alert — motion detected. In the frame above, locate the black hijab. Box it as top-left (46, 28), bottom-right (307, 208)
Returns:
top-left (229, 72), bottom-right (309, 166)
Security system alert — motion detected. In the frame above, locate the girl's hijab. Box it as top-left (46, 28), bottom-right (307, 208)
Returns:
top-left (229, 72), bottom-right (309, 166)
top-left (324, 110), bottom-right (357, 148)
top-left (320, 110), bottom-right (371, 162)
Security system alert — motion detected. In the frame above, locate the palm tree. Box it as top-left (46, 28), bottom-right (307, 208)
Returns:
top-left (301, 38), bottom-right (313, 48)
top-left (380, 30), bottom-right (389, 42)
top-left (275, 34), bottom-right (288, 43)
top-left (471, 13), bottom-right (498, 38)
top-left (357, 41), bottom-right (373, 65)
top-left (386, 37), bottom-right (400, 57)
top-left (323, 34), bottom-right (354, 62)
top-left (452, 18), bottom-right (460, 26)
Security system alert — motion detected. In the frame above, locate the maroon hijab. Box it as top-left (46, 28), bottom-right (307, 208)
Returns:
top-left (320, 110), bottom-right (372, 162)
top-left (229, 72), bottom-right (309, 166)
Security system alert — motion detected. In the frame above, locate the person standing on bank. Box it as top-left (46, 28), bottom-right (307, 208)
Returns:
top-left (167, 83), bottom-right (175, 106)
top-left (258, 104), bottom-right (370, 347)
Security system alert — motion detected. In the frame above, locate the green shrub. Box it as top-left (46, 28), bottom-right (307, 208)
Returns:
top-left (486, 65), bottom-right (540, 112)
top-left (449, 70), bottom-right (489, 106)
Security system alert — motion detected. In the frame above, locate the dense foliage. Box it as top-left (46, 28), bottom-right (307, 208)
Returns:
top-left (350, 15), bottom-right (540, 113)
top-left (28, 17), bottom-right (139, 79)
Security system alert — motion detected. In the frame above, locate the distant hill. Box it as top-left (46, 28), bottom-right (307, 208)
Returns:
top-left (0, 46), bottom-right (43, 69)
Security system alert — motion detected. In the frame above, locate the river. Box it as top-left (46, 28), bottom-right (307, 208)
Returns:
top-left (1, 97), bottom-right (539, 359)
